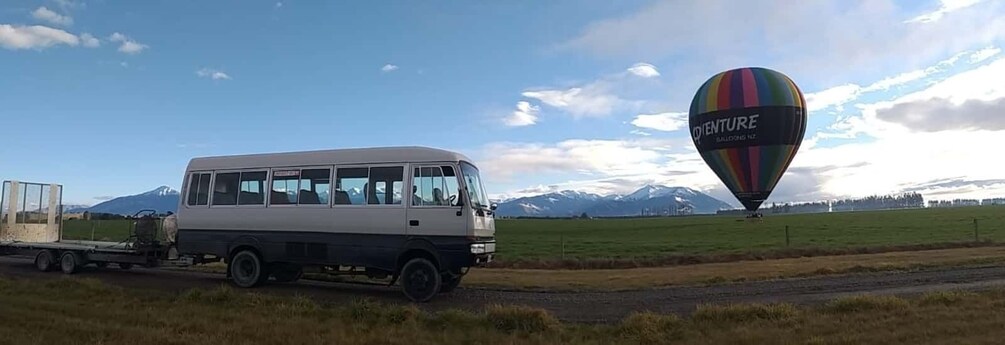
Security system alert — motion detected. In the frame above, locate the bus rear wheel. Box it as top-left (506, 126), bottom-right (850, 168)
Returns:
top-left (229, 249), bottom-right (268, 288)
top-left (400, 258), bottom-right (441, 302)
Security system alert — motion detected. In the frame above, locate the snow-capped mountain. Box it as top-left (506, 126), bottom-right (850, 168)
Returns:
top-left (494, 190), bottom-right (605, 217)
top-left (142, 186), bottom-right (179, 197)
top-left (494, 184), bottom-right (732, 217)
top-left (84, 186), bottom-right (181, 215)
top-left (59, 204), bottom-right (92, 213)
top-left (624, 185), bottom-right (699, 201)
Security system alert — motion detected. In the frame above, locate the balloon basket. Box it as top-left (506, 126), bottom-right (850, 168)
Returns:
top-left (744, 212), bottom-right (764, 222)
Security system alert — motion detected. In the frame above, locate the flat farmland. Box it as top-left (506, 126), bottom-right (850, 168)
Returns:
top-left (494, 207), bottom-right (1005, 260)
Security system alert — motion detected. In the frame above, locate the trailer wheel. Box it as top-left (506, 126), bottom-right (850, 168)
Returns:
top-left (400, 258), bottom-right (441, 302)
top-left (229, 249), bottom-right (268, 288)
top-left (60, 251), bottom-right (83, 274)
top-left (34, 250), bottom-right (56, 272)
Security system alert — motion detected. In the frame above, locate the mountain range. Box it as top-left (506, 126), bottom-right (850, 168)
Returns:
top-left (65, 186), bottom-right (179, 215)
top-left (63, 184), bottom-right (733, 217)
top-left (494, 185), bottom-right (733, 218)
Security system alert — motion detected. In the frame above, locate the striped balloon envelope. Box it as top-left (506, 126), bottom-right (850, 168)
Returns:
top-left (688, 67), bottom-right (807, 212)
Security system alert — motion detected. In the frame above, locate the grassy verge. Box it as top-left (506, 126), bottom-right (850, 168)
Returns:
top-left (466, 246), bottom-right (1005, 291)
top-left (2, 277), bottom-right (1005, 344)
top-left (488, 240), bottom-right (1002, 269)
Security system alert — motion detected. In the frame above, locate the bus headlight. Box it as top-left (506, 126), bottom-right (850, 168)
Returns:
top-left (470, 243), bottom-right (486, 254)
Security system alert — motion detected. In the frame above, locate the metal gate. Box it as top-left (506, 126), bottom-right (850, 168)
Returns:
top-left (1, 180), bottom-right (63, 243)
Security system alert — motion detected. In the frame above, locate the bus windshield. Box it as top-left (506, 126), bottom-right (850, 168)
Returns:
top-left (460, 162), bottom-right (489, 210)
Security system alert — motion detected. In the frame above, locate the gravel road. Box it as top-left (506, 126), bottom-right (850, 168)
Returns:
top-left (3, 256), bottom-right (1004, 323)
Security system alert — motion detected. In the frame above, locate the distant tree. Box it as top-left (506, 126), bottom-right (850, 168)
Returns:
top-left (580, 212), bottom-right (589, 219)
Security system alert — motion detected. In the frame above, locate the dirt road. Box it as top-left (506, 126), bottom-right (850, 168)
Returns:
top-left (3, 256), bottom-right (1005, 323)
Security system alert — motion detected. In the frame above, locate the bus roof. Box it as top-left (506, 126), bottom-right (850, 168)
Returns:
top-left (186, 146), bottom-right (475, 171)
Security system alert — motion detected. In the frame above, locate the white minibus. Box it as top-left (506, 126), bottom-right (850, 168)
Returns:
top-left (174, 146), bottom-right (496, 302)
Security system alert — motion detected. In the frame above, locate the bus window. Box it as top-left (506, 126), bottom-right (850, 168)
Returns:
top-left (271, 169), bottom-right (300, 205)
top-left (412, 166), bottom-right (459, 207)
top-left (212, 172), bottom-right (240, 206)
top-left (335, 168), bottom-right (368, 205)
top-left (369, 166), bottom-right (403, 205)
top-left (187, 172), bottom-right (212, 206)
top-left (299, 168), bottom-right (331, 205)
top-left (238, 171), bottom-right (267, 205)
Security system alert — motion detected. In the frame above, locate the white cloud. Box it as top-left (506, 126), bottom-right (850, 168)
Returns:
top-left (79, 33), bottom-right (99, 48)
top-left (118, 41), bottom-right (147, 54)
top-left (876, 96), bottom-right (1005, 131)
top-left (381, 64), bottom-right (399, 72)
top-left (630, 112), bottom-right (687, 132)
top-left (276, 2), bottom-right (283, 8)
top-left (804, 50), bottom-right (973, 113)
top-left (907, 0), bottom-right (983, 23)
top-left (0, 24), bottom-right (78, 50)
top-left (109, 32), bottom-right (148, 54)
top-left (626, 62), bottom-right (660, 78)
top-left (969, 46), bottom-right (1001, 63)
top-left (791, 56), bottom-right (1005, 201)
top-left (522, 86), bottom-right (623, 118)
top-left (805, 84), bottom-right (862, 112)
top-left (481, 139), bottom-right (676, 182)
top-left (504, 101), bottom-right (540, 127)
top-left (560, 0), bottom-right (1005, 85)
top-left (630, 130), bottom-right (651, 136)
top-left (196, 68), bottom-right (231, 80)
top-left (31, 6), bottom-right (73, 26)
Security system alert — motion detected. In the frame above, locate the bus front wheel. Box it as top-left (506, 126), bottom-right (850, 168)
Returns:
top-left (400, 258), bottom-right (441, 302)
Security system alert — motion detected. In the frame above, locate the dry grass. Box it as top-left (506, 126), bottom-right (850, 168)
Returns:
top-left (3, 277), bottom-right (1005, 345)
top-left (463, 246), bottom-right (1005, 291)
top-left (488, 241), bottom-right (1001, 269)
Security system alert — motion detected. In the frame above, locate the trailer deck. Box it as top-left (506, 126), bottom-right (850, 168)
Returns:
top-left (1, 240), bottom-right (134, 253)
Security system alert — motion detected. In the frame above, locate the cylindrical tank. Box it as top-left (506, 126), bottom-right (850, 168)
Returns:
top-left (163, 214), bottom-right (178, 244)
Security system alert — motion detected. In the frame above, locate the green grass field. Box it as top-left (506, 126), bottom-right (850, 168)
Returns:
top-left (495, 207), bottom-right (1005, 260)
top-left (59, 207), bottom-right (1005, 262)
top-left (61, 219), bottom-right (138, 241)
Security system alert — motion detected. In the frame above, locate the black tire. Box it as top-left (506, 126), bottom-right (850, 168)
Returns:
top-left (34, 250), bottom-right (56, 272)
top-left (439, 274), bottom-right (462, 293)
top-left (271, 265), bottom-right (303, 283)
top-left (95, 262), bottom-right (109, 269)
top-left (60, 252), bottom-right (83, 275)
top-left (400, 258), bottom-right (441, 302)
top-left (229, 249), bottom-right (268, 288)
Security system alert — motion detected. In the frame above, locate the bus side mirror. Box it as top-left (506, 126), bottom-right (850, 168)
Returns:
top-left (490, 203), bottom-right (498, 211)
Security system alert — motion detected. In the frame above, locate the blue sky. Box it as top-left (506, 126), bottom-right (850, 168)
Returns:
top-left (2, 0), bottom-right (1004, 206)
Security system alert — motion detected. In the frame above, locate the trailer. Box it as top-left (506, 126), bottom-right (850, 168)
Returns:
top-left (0, 180), bottom-right (200, 273)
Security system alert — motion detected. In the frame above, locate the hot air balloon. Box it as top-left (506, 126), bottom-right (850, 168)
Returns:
top-left (689, 67), bottom-right (807, 212)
